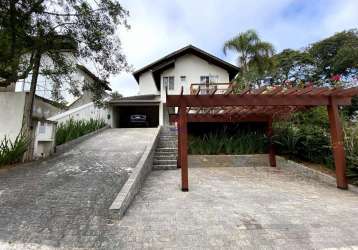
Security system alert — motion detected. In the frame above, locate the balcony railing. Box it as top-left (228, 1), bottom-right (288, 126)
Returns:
top-left (190, 83), bottom-right (231, 95)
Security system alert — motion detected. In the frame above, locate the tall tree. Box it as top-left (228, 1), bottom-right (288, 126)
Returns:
top-left (271, 49), bottom-right (315, 85)
top-left (0, 0), bottom-right (130, 158)
top-left (223, 29), bottom-right (275, 88)
top-left (308, 29), bottom-right (358, 86)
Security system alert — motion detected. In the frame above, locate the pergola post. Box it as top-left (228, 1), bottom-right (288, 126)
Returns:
top-left (177, 118), bottom-right (181, 169)
top-left (266, 116), bottom-right (276, 167)
top-left (327, 97), bottom-right (348, 189)
top-left (179, 106), bottom-right (188, 191)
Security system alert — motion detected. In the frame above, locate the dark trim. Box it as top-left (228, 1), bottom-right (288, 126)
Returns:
top-left (133, 45), bottom-right (240, 90)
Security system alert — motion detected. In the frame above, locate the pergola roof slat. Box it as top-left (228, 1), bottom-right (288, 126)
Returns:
top-left (168, 84), bottom-right (356, 121)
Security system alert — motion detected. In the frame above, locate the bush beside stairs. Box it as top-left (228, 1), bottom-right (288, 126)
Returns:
top-left (153, 127), bottom-right (178, 170)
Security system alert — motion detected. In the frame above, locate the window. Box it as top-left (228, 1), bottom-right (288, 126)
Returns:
top-left (180, 76), bottom-right (186, 83)
top-left (39, 121), bottom-right (46, 134)
top-left (163, 76), bottom-right (175, 90)
top-left (200, 75), bottom-right (218, 83)
top-left (200, 76), bottom-right (209, 83)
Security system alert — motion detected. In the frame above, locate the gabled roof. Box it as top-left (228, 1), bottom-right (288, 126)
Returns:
top-left (132, 45), bottom-right (240, 90)
top-left (76, 64), bottom-right (112, 91)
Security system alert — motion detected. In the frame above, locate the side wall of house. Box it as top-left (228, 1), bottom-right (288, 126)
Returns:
top-left (49, 102), bottom-right (110, 125)
top-left (32, 97), bottom-right (63, 119)
top-left (161, 54), bottom-right (230, 97)
top-left (138, 71), bottom-right (160, 95)
top-left (160, 54), bottom-right (230, 126)
top-left (0, 92), bottom-right (26, 141)
top-left (136, 53), bottom-right (231, 126)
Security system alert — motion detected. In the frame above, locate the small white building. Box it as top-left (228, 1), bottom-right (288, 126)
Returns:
top-left (48, 101), bottom-right (110, 125)
top-left (0, 92), bottom-right (64, 159)
top-left (108, 45), bottom-right (239, 127)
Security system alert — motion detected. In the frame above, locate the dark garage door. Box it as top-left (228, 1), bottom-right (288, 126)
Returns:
top-left (115, 105), bottom-right (159, 128)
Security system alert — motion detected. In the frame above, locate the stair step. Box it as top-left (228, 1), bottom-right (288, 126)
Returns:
top-left (153, 128), bottom-right (178, 171)
top-left (153, 164), bottom-right (177, 170)
top-left (154, 155), bottom-right (177, 160)
top-left (153, 159), bottom-right (177, 165)
top-left (156, 147), bottom-right (177, 151)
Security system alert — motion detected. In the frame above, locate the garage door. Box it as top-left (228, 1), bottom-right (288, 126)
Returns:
top-left (114, 105), bottom-right (159, 128)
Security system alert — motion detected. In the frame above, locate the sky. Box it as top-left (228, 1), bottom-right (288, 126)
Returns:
top-left (109, 0), bottom-right (358, 97)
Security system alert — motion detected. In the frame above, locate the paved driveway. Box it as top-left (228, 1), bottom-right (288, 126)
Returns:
top-left (109, 167), bottom-right (358, 249)
top-left (0, 128), bottom-right (156, 249)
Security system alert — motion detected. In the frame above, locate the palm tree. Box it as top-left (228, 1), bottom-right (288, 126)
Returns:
top-left (223, 29), bottom-right (275, 74)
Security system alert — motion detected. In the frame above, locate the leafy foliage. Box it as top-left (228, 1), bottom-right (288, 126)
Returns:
top-left (189, 131), bottom-right (267, 155)
top-left (0, 0), bottom-right (130, 103)
top-left (55, 118), bottom-right (106, 145)
top-left (308, 29), bottom-right (358, 85)
top-left (271, 49), bottom-right (315, 85)
top-left (0, 132), bottom-right (29, 166)
top-left (223, 29), bottom-right (275, 89)
top-left (273, 108), bottom-right (358, 185)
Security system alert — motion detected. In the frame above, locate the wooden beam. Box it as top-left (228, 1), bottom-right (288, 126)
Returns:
top-left (177, 118), bottom-right (181, 169)
top-left (166, 95), bottom-right (351, 107)
top-left (169, 114), bottom-right (269, 123)
top-left (327, 97), bottom-right (348, 189)
top-left (266, 116), bottom-right (276, 167)
top-left (179, 106), bottom-right (188, 191)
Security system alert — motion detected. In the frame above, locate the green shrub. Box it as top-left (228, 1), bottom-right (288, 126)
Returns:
top-left (55, 118), bottom-right (106, 145)
top-left (344, 123), bottom-right (358, 184)
top-left (0, 132), bottom-right (29, 167)
top-left (274, 108), bottom-right (358, 185)
top-left (189, 131), bottom-right (267, 155)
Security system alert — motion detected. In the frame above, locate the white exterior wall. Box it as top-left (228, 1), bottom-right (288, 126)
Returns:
top-left (160, 54), bottom-right (230, 101)
top-left (33, 121), bottom-right (56, 159)
top-left (0, 92), bottom-right (26, 141)
top-left (49, 102), bottom-right (110, 125)
top-left (138, 71), bottom-right (160, 95)
top-left (135, 53), bottom-right (232, 127)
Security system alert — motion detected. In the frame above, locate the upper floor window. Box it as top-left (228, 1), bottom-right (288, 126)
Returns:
top-left (163, 76), bottom-right (174, 90)
top-left (200, 76), bottom-right (210, 84)
top-left (39, 121), bottom-right (46, 134)
top-left (200, 75), bottom-right (218, 84)
top-left (180, 76), bottom-right (186, 83)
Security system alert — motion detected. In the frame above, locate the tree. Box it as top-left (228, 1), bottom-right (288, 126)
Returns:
top-left (271, 49), bottom-right (315, 85)
top-left (308, 29), bottom-right (358, 86)
top-left (110, 91), bottom-right (123, 99)
top-left (0, 0), bottom-right (130, 158)
top-left (223, 29), bottom-right (275, 88)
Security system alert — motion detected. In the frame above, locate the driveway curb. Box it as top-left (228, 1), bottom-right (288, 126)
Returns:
top-left (109, 126), bottom-right (162, 219)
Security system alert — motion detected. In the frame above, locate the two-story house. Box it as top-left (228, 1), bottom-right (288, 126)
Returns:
top-left (108, 45), bottom-right (239, 128)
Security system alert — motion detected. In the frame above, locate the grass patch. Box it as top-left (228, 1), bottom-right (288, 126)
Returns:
top-left (55, 118), bottom-right (106, 146)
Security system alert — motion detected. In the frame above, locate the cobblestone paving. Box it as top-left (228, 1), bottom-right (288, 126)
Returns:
top-left (0, 128), bottom-right (156, 249)
top-left (107, 166), bottom-right (358, 250)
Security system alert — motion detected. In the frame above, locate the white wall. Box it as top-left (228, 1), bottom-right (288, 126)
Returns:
top-left (161, 54), bottom-right (230, 99)
top-left (138, 71), bottom-right (160, 95)
top-left (0, 92), bottom-right (26, 141)
top-left (48, 102), bottom-right (110, 125)
top-left (33, 121), bottom-right (56, 158)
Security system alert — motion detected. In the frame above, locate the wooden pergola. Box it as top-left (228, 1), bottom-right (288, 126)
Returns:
top-left (166, 83), bottom-right (358, 192)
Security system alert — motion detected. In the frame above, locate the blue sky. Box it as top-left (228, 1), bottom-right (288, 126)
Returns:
top-left (109, 0), bottom-right (358, 96)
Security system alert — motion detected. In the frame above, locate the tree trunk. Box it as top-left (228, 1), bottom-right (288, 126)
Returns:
top-left (23, 50), bottom-right (41, 161)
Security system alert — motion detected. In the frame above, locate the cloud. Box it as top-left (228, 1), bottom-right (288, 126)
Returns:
top-left (109, 0), bottom-right (358, 96)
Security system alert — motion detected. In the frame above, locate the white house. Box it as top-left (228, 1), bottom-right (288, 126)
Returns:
top-left (0, 63), bottom-right (110, 159)
top-left (108, 45), bottom-right (239, 127)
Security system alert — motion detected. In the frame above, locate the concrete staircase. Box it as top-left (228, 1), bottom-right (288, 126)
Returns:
top-left (153, 127), bottom-right (178, 170)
